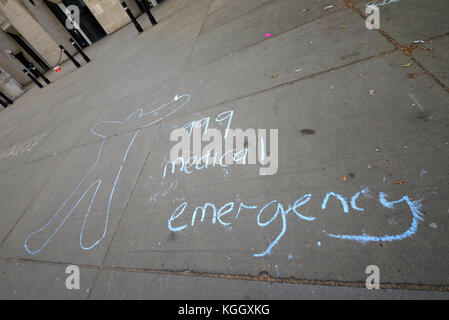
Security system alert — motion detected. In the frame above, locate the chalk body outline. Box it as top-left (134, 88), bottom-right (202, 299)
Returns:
top-left (24, 94), bottom-right (190, 255)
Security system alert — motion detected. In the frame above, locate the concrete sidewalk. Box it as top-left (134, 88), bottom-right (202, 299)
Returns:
top-left (0, 0), bottom-right (448, 299)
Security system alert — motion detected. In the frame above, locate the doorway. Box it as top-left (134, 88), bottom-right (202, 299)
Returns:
top-left (44, 0), bottom-right (106, 48)
top-left (7, 32), bottom-right (50, 72)
top-left (63, 0), bottom-right (106, 43)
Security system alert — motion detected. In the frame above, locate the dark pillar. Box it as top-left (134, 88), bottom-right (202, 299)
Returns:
top-left (0, 98), bottom-right (8, 108)
top-left (0, 91), bottom-right (13, 105)
top-left (140, 0), bottom-right (158, 25)
top-left (69, 38), bottom-right (91, 63)
top-left (31, 67), bottom-right (51, 84)
top-left (122, 1), bottom-right (144, 33)
top-left (23, 69), bottom-right (43, 88)
top-left (59, 45), bottom-right (81, 68)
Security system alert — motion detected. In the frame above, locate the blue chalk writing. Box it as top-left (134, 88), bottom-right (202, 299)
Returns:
top-left (168, 189), bottom-right (426, 258)
top-left (322, 192), bottom-right (349, 213)
top-left (350, 188), bottom-right (370, 212)
top-left (168, 202), bottom-right (188, 232)
top-left (325, 192), bottom-right (424, 243)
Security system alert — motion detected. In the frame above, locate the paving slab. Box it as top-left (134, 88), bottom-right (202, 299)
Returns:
top-left (200, 0), bottom-right (274, 36)
top-left (0, 0), bottom-right (448, 299)
top-left (411, 35), bottom-right (449, 88)
top-left (189, 0), bottom-right (351, 71)
top-left (209, 0), bottom-right (237, 14)
top-left (0, 258), bottom-right (97, 300)
top-left (180, 6), bottom-right (394, 113)
top-left (0, 129), bottom-right (53, 174)
top-left (0, 152), bottom-right (68, 243)
top-left (75, 78), bottom-right (179, 147)
top-left (88, 269), bottom-right (449, 299)
top-left (104, 51), bottom-right (449, 285)
top-left (355, 0), bottom-right (449, 45)
top-left (0, 127), bottom-right (159, 265)
top-left (26, 109), bottom-right (102, 163)
top-left (0, 91), bottom-right (92, 173)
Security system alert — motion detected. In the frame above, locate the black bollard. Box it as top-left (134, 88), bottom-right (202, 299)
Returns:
top-left (31, 67), bottom-right (51, 84)
top-left (0, 98), bottom-right (7, 108)
top-left (141, 0), bottom-right (157, 25)
top-left (122, 1), bottom-right (143, 33)
top-left (59, 45), bottom-right (81, 68)
top-left (134, 0), bottom-right (146, 12)
top-left (0, 91), bottom-right (13, 105)
top-left (23, 69), bottom-right (43, 88)
top-left (69, 38), bottom-right (90, 63)
top-left (6, 51), bottom-right (39, 77)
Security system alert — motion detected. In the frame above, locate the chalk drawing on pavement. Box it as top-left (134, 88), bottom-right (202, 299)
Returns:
top-left (167, 189), bottom-right (425, 258)
top-left (0, 132), bottom-right (48, 161)
top-left (24, 94), bottom-right (190, 255)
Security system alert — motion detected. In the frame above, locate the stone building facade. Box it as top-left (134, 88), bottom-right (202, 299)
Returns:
top-left (0, 0), bottom-right (144, 100)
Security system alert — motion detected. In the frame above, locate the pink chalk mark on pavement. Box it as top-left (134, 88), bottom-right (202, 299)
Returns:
top-left (264, 33), bottom-right (272, 38)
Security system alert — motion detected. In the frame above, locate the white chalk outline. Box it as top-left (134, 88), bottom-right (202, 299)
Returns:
top-left (24, 94), bottom-right (190, 255)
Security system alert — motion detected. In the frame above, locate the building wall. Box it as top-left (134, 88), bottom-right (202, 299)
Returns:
top-left (0, 30), bottom-right (31, 85)
top-left (19, 0), bottom-right (75, 56)
top-left (0, 0), bottom-right (61, 66)
top-left (0, 0), bottom-right (144, 100)
top-left (84, 0), bottom-right (139, 35)
top-left (127, 0), bottom-right (142, 17)
top-left (0, 66), bottom-right (24, 100)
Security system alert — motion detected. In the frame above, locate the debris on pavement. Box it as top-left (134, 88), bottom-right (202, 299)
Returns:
top-left (324, 5), bottom-right (333, 10)
top-left (271, 74), bottom-right (279, 78)
top-left (369, 89), bottom-right (376, 95)
top-left (394, 180), bottom-right (406, 185)
top-left (407, 72), bottom-right (418, 78)
top-left (300, 129), bottom-right (316, 135)
top-left (403, 62), bottom-right (413, 67)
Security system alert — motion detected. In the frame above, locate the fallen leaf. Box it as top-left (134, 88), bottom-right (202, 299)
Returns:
top-left (394, 180), bottom-right (406, 185)
top-left (294, 68), bottom-right (301, 72)
top-left (407, 72), bottom-right (418, 78)
top-left (403, 63), bottom-right (413, 67)
top-left (343, 176), bottom-right (349, 182)
top-left (271, 74), bottom-right (279, 78)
